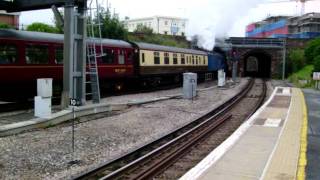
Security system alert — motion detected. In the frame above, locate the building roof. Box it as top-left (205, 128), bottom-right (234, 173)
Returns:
top-left (0, 29), bottom-right (133, 48)
top-left (124, 15), bottom-right (188, 22)
top-left (135, 42), bottom-right (207, 55)
top-left (0, 10), bottom-right (20, 16)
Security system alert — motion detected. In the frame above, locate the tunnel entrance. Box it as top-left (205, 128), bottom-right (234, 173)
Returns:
top-left (243, 50), bottom-right (271, 78)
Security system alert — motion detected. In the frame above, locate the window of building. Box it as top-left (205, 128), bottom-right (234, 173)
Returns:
top-left (164, 52), bottom-right (169, 64)
top-left (55, 47), bottom-right (63, 64)
top-left (196, 56), bottom-right (198, 64)
top-left (0, 44), bottom-right (18, 64)
top-left (118, 50), bottom-right (125, 64)
top-left (173, 54), bottom-right (178, 64)
top-left (154, 52), bottom-right (160, 64)
top-left (165, 21), bottom-right (168, 25)
top-left (26, 44), bottom-right (49, 64)
top-left (142, 53), bottom-right (145, 63)
top-left (164, 31), bottom-right (168, 35)
top-left (192, 55), bottom-right (195, 64)
top-left (101, 49), bottom-right (115, 64)
top-left (181, 54), bottom-right (185, 64)
top-left (181, 32), bottom-right (185, 36)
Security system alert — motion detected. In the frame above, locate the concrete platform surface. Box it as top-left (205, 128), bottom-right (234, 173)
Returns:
top-left (181, 87), bottom-right (306, 180)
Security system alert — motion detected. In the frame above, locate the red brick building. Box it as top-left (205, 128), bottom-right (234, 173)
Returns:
top-left (0, 10), bottom-right (20, 29)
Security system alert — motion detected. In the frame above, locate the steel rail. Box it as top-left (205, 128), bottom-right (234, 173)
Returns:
top-left (73, 78), bottom-right (257, 180)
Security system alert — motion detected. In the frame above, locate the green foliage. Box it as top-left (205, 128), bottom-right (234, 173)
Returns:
top-left (0, 22), bottom-right (13, 29)
top-left (304, 38), bottom-right (320, 64)
top-left (26, 22), bottom-right (59, 33)
top-left (313, 55), bottom-right (320, 72)
top-left (288, 65), bottom-right (314, 87)
top-left (95, 9), bottom-right (128, 40)
top-left (134, 24), bottom-right (153, 35)
top-left (288, 49), bottom-right (305, 73)
top-left (128, 33), bottom-right (189, 48)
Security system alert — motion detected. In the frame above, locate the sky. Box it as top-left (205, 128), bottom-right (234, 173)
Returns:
top-left (20, 0), bottom-right (320, 49)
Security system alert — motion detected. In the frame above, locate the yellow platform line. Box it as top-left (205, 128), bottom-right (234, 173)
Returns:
top-left (297, 90), bottom-right (308, 180)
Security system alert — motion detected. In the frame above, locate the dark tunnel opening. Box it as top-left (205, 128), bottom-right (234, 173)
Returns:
top-left (243, 51), bottom-right (271, 78)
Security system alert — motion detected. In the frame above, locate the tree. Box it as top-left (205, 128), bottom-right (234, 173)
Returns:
top-left (288, 49), bottom-right (305, 73)
top-left (94, 8), bottom-right (128, 40)
top-left (313, 55), bottom-right (320, 72)
top-left (0, 22), bottom-right (13, 29)
top-left (26, 22), bottom-right (59, 33)
top-left (304, 38), bottom-right (320, 64)
top-left (134, 24), bottom-right (153, 35)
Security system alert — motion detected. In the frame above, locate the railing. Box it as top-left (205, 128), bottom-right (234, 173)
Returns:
top-left (225, 37), bottom-right (285, 49)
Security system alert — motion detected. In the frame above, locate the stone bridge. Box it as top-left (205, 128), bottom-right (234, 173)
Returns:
top-left (223, 37), bottom-right (308, 79)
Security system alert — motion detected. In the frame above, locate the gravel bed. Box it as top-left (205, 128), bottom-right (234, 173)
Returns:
top-left (0, 79), bottom-right (248, 179)
top-left (0, 81), bottom-right (216, 125)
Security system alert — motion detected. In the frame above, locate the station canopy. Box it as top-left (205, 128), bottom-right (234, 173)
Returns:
top-left (0, 0), bottom-right (86, 12)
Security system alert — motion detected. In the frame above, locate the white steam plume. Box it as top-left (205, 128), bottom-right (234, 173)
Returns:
top-left (185, 0), bottom-right (267, 50)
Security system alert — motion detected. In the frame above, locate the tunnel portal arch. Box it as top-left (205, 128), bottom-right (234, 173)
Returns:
top-left (242, 50), bottom-right (272, 78)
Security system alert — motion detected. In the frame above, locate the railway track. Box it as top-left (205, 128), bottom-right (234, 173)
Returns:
top-left (73, 78), bottom-right (267, 180)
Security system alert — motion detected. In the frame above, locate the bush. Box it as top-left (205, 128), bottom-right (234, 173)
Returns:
top-left (288, 49), bottom-right (305, 73)
top-left (288, 65), bottom-right (314, 87)
top-left (0, 22), bottom-right (13, 29)
top-left (134, 24), bottom-right (153, 35)
top-left (305, 38), bottom-right (320, 64)
top-left (26, 23), bottom-right (59, 33)
top-left (128, 33), bottom-right (189, 48)
top-left (313, 55), bottom-right (320, 72)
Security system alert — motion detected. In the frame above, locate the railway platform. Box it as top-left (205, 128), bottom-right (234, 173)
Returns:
top-left (181, 86), bottom-right (307, 180)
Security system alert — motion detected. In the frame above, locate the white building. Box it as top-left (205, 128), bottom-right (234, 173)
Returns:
top-left (124, 16), bottom-right (187, 36)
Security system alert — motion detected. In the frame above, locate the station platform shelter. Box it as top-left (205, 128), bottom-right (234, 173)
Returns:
top-left (181, 87), bottom-right (320, 180)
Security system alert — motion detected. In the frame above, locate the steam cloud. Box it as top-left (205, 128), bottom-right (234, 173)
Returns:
top-left (185, 0), bottom-right (267, 50)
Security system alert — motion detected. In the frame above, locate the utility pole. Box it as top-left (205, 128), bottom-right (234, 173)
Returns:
top-left (61, 0), bottom-right (75, 109)
top-left (61, 0), bottom-right (87, 108)
top-left (282, 39), bottom-right (287, 80)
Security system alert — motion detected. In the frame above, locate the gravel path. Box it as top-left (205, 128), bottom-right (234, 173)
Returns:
top-left (0, 79), bottom-right (248, 180)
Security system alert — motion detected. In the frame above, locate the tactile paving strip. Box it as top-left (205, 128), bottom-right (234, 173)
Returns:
top-left (268, 96), bottom-right (291, 108)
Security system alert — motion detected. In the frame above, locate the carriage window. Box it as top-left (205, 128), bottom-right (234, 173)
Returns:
top-left (142, 53), bottom-right (145, 63)
top-left (118, 50), bottom-right (125, 64)
top-left (127, 51), bottom-right (134, 63)
top-left (154, 52), bottom-right (160, 64)
top-left (101, 49), bottom-right (115, 64)
top-left (173, 54), bottom-right (178, 64)
top-left (181, 54), bottom-right (185, 64)
top-left (55, 47), bottom-right (63, 64)
top-left (164, 52), bottom-right (169, 64)
top-left (26, 45), bottom-right (49, 64)
top-left (0, 44), bottom-right (17, 64)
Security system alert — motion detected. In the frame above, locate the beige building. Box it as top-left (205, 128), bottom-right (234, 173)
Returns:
top-left (124, 16), bottom-right (187, 36)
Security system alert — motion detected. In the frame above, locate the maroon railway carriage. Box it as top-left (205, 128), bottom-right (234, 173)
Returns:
top-left (0, 29), bottom-right (135, 101)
